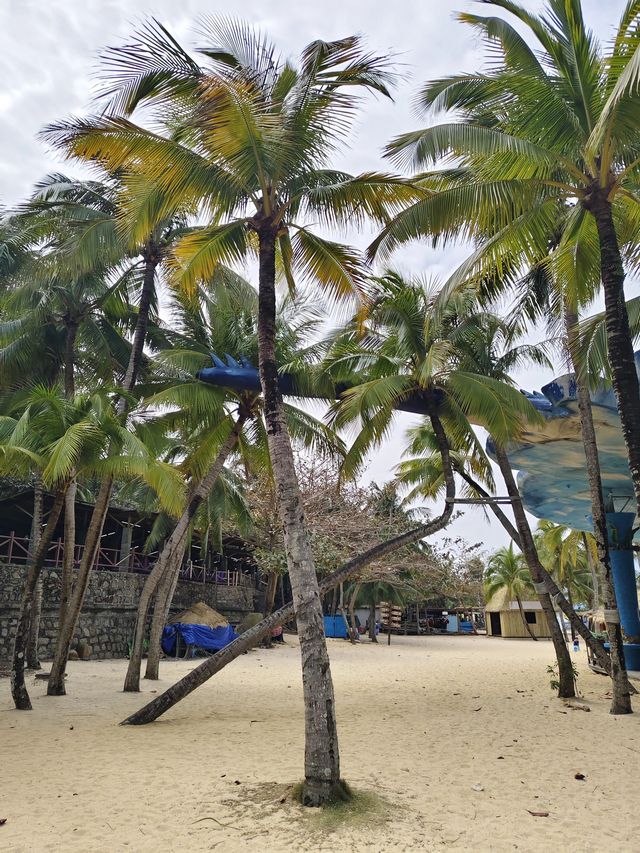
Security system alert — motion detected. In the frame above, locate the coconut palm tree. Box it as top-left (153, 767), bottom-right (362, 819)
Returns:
top-left (43, 19), bottom-right (421, 804)
top-left (0, 385), bottom-right (183, 710)
top-left (376, 0), bottom-right (640, 542)
top-left (485, 544), bottom-right (537, 640)
top-left (327, 275), bottom-right (614, 695)
top-left (122, 272), bottom-right (345, 691)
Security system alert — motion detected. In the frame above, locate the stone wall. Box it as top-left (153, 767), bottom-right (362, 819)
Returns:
top-left (0, 564), bottom-right (256, 661)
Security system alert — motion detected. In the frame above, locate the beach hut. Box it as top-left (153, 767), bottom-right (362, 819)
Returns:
top-left (484, 588), bottom-right (552, 639)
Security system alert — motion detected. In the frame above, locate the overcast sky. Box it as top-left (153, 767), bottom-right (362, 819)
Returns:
top-left (0, 0), bottom-right (631, 555)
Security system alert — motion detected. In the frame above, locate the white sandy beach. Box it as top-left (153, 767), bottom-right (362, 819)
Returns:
top-left (2, 635), bottom-right (639, 852)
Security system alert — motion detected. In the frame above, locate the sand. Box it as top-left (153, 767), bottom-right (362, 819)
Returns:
top-left (2, 635), bottom-right (639, 852)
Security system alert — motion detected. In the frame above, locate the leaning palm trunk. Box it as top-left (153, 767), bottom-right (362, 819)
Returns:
top-left (12, 487), bottom-right (67, 710)
top-left (26, 474), bottom-right (45, 670)
top-left (120, 408), bottom-right (456, 728)
top-left (256, 226), bottom-right (341, 806)
top-left (121, 471), bottom-right (455, 726)
top-left (47, 479), bottom-right (112, 694)
top-left (46, 252), bottom-right (159, 696)
top-left (143, 549), bottom-right (183, 680)
top-left (456, 464), bottom-right (614, 677)
top-left (515, 595), bottom-right (538, 641)
top-left (565, 307), bottom-right (632, 714)
top-left (123, 414), bottom-right (247, 691)
top-left (493, 445), bottom-right (575, 698)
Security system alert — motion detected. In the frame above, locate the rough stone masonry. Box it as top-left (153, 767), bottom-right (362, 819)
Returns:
top-left (0, 564), bottom-right (256, 661)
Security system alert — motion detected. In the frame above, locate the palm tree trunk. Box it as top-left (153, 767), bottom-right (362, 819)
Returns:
top-left (263, 572), bottom-right (278, 617)
top-left (457, 463), bottom-right (613, 674)
top-left (589, 192), bottom-right (640, 512)
top-left (348, 583), bottom-right (361, 643)
top-left (46, 252), bottom-right (160, 696)
top-left (121, 483), bottom-right (455, 727)
top-left (583, 533), bottom-right (600, 610)
top-left (47, 478), bottom-right (112, 695)
top-left (368, 602), bottom-right (378, 643)
top-left (493, 444), bottom-right (575, 698)
top-left (257, 225), bottom-right (341, 806)
top-left (566, 586), bottom-right (576, 642)
top-left (144, 549), bottom-right (183, 680)
top-left (60, 319), bottom-right (78, 628)
top-left (120, 246), bottom-right (158, 393)
top-left (26, 474), bottom-right (44, 670)
top-left (12, 487), bottom-right (66, 710)
top-left (123, 413), bottom-right (247, 691)
top-left (59, 482), bottom-right (77, 628)
top-left (565, 304), bottom-right (632, 713)
top-left (515, 595), bottom-right (537, 641)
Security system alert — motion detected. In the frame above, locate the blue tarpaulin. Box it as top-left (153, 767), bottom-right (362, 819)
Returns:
top-left (161, 622), bottom-right (238, 656)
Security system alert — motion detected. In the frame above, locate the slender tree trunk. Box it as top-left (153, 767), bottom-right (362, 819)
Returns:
top-left (257, 225), bottom-right (341, 806)
top-left (557, 600), bottom-right (569, 643)
top-left (588, 191), bottom-right (640, 510)
top-left (11, 488), bottom-right (66, 710)
top-left (457, 464), bottom-right (613, 674)
top-left (583, 533), bottom-right (600, 610)
top-left (124, 414), bottom-right (247, 691)
top-left (47, 478), bottom-right (112, 695)
top-left (347, 583), bottom-right (361, 643)
top-left (26, 474), bottom-right (44, 670)
top-left (59, 483), bottom-right (77, 629)
top-left (264, 572), bottom-right (278, 617)
top-left (493, 444), bottom-right (575, 698)
top-left (121, 481), bottom-right (455, 727)
top-left (515, 595), bottom-right (537, 641)
top-left (46, 252), bottom-right (159, 696)
top-left (60, 319), bottom-right (78, 628)
top-left (565, 304), bottom-right (632, 713)
top-left (566, 586), bottom-right (576, 642)
top-left (121, 247), bottom-right (158, 392)
top-left (368, 601), bottom-right (378, 643)
top-left (144, 549), bottom-right (183, 680)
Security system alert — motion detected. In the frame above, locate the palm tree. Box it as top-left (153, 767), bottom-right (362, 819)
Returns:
top-left (485, 544), bottom-right (537, 640)
top-left (327, 276), bottom-right (602, 695)
top-left (377, 0), bottom-right (640, 542)
top-left (0, 386), bottom-right (181, 709)
top-left (356, 580), bottom-right (406, 643)
top-left (123, 274), bottom-right (345, 691)
top-left (535, 521), bottom-right (596, 625)
top-left (44, 19), bottom-right (420, 804)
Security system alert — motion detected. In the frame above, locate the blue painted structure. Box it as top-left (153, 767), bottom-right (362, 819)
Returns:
top-left (197, 353), bottom-right (640, 666)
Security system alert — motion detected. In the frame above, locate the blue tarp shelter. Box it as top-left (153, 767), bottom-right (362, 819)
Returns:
top-left (161, 622), bottom-right (237, 656)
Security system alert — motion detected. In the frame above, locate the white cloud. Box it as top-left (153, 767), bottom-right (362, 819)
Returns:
top-left (0, 0), bottom-right (631, 552)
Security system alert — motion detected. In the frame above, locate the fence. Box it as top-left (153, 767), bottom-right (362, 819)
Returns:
top-left (0, 531), bottom-right (251, 588)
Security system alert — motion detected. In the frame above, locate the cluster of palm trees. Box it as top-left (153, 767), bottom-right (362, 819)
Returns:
top-left (2, 0), bottom-right (640, 806)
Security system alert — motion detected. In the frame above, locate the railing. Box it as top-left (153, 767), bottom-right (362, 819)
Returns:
top-left (0, 531), bottom-right (252, 588)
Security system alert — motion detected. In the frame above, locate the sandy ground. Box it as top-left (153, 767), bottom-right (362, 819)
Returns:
top-left (2, 635), bottom-right (640, 853)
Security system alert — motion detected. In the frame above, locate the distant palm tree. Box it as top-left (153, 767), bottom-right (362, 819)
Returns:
top-left (485, 544), bottom-right (537, 641)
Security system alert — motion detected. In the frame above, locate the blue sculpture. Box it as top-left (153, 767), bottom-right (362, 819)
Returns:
top-left (490, 366), bottom-right (640, 669)
top-left (198, 353), bottom-right (640, 668)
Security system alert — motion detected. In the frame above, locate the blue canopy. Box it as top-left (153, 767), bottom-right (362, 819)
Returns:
top-left (161, 622), bottom-right (237, 656)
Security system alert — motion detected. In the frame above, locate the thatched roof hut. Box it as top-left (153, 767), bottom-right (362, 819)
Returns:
top-left (484, 588), bottom-right (551, 639)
